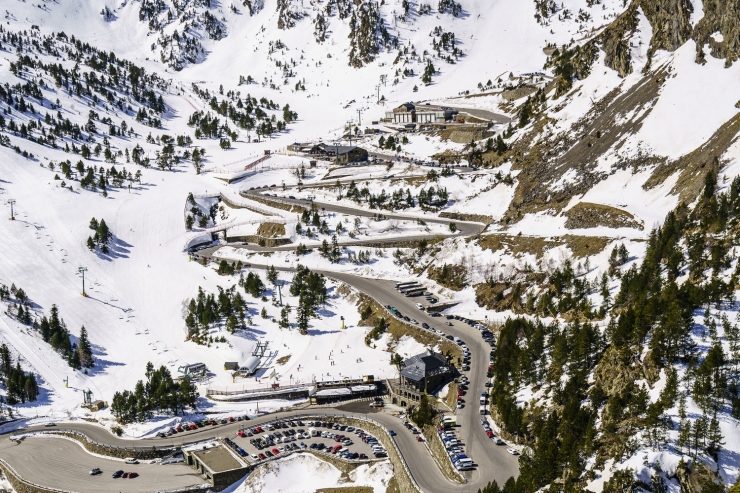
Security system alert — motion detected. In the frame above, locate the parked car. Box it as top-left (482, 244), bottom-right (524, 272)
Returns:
top-left (124, 458), bottom-right (139, 465)
top-left (112, 470), bottom-right (124, 478)
top-left (89, 468), bottom-right (102, 475)
top-left (507, 448), bottom-right (519, 455)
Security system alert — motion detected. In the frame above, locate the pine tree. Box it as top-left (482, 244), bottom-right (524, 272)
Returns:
top-left (0, 343), bottom-right (11, 376)
top-left (87, 236), bottom-right (95, 250)
top-left (267, 265), bottom-right (278, 285)
top-left (24, 373), bottom-right (39, 401)
top-left (707, 412), bottom-right (724, 453)
top-left (78, 326), bottom-right (94, 368)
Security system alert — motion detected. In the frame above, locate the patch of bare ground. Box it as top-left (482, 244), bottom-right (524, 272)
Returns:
top-left (501, 85), bottom-right (538, 101)
top-left (476, 234), bottom-right (611, 259)
top-left (257, 222), bottom-right (287, 237)
top-left (563, 202), bottom-right (644, 230)
top-left (439, 211), bottom-right (495, 225)
top-left (644, 113), bottom-right (740, 204)
top-left (427, 263), bottom-right (468, 291)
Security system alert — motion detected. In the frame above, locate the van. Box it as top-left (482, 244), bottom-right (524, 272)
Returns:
top-left (309, 428), bottom-right (319, 437)
top-left (480, 406), bottom-right (487, 415)
top-left (480, 395), bottom-right (487, 405)
top-left (442, 417), bottom-right (457, 425)
top-left (124, 458), bottom-right (139, 465)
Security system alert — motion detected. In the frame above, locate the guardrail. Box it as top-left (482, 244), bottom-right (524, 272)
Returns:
top-left (206, 382), bottom-right (310, 396)
top-left (12, 429), bottom-right (178, 452)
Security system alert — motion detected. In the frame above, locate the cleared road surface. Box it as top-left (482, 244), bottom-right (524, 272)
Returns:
top-left (0, 436), bottom-right (205, 492)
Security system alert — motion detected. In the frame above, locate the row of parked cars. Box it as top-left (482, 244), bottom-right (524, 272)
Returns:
top-left (236, 419), bottom-right (386, 462)
top-left (155, 415), bottom-right (250, 437)
top-left (438, 423), bottom-right (474, 471)
top-left (479, 418), bottom-right (518, 455)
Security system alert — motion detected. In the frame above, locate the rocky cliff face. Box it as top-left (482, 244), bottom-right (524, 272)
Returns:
top-left (640, 0), bottom-right (694, 52)
top-left (693, 0), bottom-right (740, 66)
top-left (598, 4), bottom-right (640, 77)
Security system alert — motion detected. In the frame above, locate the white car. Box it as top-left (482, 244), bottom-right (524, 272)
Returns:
top-left (507, 448), bottom-right (518, 455)
top-left (416, 303), bottom-right (424, 310)
top-left (250, 453), bottom-right (260, 461)
top-left (124, 458), bottom-right (139, 464)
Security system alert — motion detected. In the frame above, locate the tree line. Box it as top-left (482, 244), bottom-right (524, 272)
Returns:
top-left (110, 362), bottom-right (198, 423)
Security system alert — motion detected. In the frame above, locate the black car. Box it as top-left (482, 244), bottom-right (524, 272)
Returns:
top-left (446, 335), bottom-right (454, 340)
top-left (112, 470), bottom-right (124, 478)
top-left (265, 451), bottom-right (274, 457)
top-left (403, 316), bottom-right (410, 322)
top-left (446, 315), bottom-right (454, 320)
top-left (430, 312), bottom-right (441, 317)
top-left (422, 323), bottom-right (429, 329)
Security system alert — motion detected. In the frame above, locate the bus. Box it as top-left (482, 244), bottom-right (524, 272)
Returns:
top-left (396, 282), bottom-right (420, 290)
top-left (399, 285), bottom-right (423, 295)
top-left (404, 288), bottom-right (425, 297)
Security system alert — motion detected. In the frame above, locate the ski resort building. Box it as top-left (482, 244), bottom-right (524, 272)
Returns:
top-left (389, 350), bottom-right (453, 405)
top-left (385, 103), bottom-right (457, 124)
top-left (308, 143), bottom-right (368, 164)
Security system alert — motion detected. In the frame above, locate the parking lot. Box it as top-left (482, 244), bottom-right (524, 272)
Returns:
top-left (227, 418), bottom-right (387, 464)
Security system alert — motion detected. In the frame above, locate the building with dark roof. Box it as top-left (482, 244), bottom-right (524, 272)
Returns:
top-left (308, 143), bottom-right (368, 164)
top-left (399, 350), bottom-right (452, 393)
top-left (385, 103), bottom-right (457, 124)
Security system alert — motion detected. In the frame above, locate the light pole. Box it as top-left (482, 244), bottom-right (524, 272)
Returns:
top-left (357, 108), bottom-right (364, 126)
top-left (7, 199), bottom-right (16, 220)
top-left (78, 266), bottom-right (88, 297)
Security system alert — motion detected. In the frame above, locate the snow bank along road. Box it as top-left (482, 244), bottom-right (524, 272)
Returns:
top-left (241, 189), bottom-right (486, 236)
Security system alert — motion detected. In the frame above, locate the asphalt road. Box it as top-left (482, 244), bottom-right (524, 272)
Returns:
top-left (442, 105), bottom-right (512, 124)
top-left (241, 189), bottom-right (485, 238)
top-left (0, 436), bottom-right (205, 492)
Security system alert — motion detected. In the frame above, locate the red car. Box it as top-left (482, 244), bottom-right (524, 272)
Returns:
top-left (189, 423), bottom-right (197, 430)
top-left (228, 416), bottom-right (235, 422)
top-left (128, 472), bottom-right (139, 478)
top-left (237, 430), bottom-right (246, 437)
top-left (258, 453), bottom-right (266, 460)
top-left (121, 472), bottom-right (130, 478)
top-left (486, 430), bottom-right (494, 438)
top-left (255, 427), bottom-right (264, 433)
top-left (272, 448), bottom-right (280, 455)
top-left (176, 425), bottom-right (183, 433)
